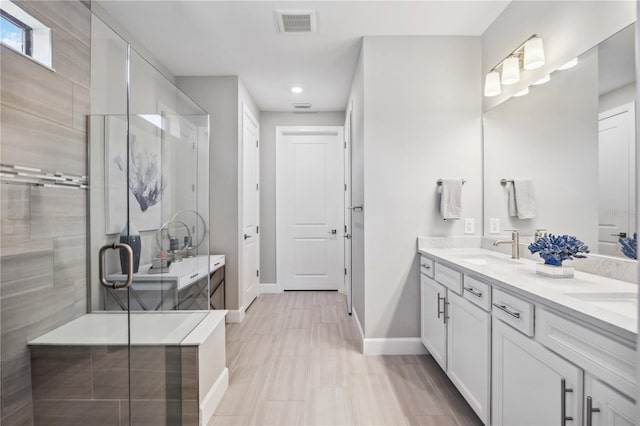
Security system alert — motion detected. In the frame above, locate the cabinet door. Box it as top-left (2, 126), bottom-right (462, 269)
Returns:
top-left (420, 273), bottom-right (447, 370)
top-left (447, 292), bottom-right (490, 424)
top-left (492, 319), bottom-right (583, 426)
top-left (586, 375), bottom-right (636, 426)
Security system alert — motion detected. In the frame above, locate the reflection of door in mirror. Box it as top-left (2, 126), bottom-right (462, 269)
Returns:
top-left (598, 103), bottom-right (636, 256)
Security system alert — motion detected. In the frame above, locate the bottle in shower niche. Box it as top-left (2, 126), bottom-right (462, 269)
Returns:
top-left (119, 223), bottom-right (141, 274)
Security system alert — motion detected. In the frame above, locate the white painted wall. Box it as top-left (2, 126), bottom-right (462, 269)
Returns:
top-left (483, 49), bottom-right (599, 249)
top-left (361, 36), bottom-right (483, 338)
top-left (258, 111), bottom-right (345, 284)
top-left (347, 46), bottom-right (366, 331)
top-left (482, 1), bottom-right (636, 111)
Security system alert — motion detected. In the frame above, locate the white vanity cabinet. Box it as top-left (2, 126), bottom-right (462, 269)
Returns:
top-left (447, 291), bottom-right (491, 424)
top-left (420, 272), bottom-right (447, 369)
top-left (420, 257), bottom-right (491, 424)
top-left (585, 374), bottom-right (636, 426)
top-left (492, 319), bottom-right (583, 426)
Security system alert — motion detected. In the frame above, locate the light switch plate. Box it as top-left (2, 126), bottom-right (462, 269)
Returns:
top-left (464, 218), bottom-right (475, 234)
top-left (490, 218), bottom-right (500, 234)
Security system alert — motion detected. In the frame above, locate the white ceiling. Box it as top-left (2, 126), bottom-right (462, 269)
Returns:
top-left (97, 1), bottom-right (510, 112)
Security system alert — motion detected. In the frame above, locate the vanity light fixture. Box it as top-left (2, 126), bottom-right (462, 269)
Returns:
top-left (557, 57), bottom-right (578, 71)
top-left (513, 87), bottom-right (530, 97)
top-left (501, 56), bottom-right (520, 85)
top-left (483, 34), bottom-right (546, 97)
top-left (532, 74), bottom-right (551, 85)
top-left (291, 86), bottom-right (303, 93)
top-left (484, 71), bottom-right (501, 97)
top-left (523, 36), bottom-right (545, 70)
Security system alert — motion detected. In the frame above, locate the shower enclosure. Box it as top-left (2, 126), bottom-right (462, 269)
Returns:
top-left (25, 13), bottom-right (220, 425)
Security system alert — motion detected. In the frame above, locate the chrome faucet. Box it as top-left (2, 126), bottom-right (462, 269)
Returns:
top-left (494, 230), bottom-right (520, 259)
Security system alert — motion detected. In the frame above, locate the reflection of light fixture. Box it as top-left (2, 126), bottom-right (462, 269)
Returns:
top-left (557, 58), bottom-right (578, 70)
top-left (484, 71), bottom-right (501, 97)
top-left (483, 34), bottom-right (546, 97)
top-left (291, 86), bottom-right (303, 93)
top-left (514, 87), bottom-right (530, 97)
top-left (501, 56), bottom-right (520, 85)
top-left (533, 74), bottom-right (551, 85)
top-left (523, 36), bottom-right (545, 70)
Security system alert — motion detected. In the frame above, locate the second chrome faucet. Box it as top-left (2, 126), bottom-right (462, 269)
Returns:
top-left (494, 230), bottom-right (520, 259)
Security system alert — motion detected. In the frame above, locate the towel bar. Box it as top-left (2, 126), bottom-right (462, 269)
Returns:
top-left (436, 179), bottom-right (466, 186)
top-left (500, 179), bottom-right (514, 185)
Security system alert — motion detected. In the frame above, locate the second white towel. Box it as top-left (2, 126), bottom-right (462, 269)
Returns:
top-left (507, 179), bottom-right (536, 219)
top-left (439, 179), bottom-right (463, 220)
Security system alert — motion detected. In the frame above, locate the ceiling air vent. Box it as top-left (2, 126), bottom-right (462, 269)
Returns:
top-left (294, 103), bottom-right (312, 109)
top-left (277, 10), bottom-right (317, 33)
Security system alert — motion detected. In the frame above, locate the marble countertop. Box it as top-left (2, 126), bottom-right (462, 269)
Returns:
top-left (418, 246), bottom-right (637, 343)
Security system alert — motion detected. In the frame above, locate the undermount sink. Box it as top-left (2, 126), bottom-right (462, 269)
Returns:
top-left (564, 292), bottom-right (638, 318)
top-left (458, 254), bottom-right (521, 266)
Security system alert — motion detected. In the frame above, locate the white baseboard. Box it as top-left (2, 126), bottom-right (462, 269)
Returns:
top-left (200, 367), bottom-right (229, 426)
top-left (259, 283), bottom-right (281, 294)
top-left (363, 338), bottom-right (428, 356)
top-left (352, 308), bottom-right (427, 356)
top-left (225, 307), bottom-right (245, 323)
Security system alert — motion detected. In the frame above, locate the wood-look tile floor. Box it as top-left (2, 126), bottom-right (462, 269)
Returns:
top-left (209, 291), bottom-right (483, 426)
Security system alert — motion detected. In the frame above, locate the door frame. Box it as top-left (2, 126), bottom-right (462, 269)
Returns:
top-left (344, 102), bottom-right (353, 313)
top-left (240, 103), bottom-right (260, 310)
top-left (598, 101), bottom-right (636, 236)
top-left (275, 125), bottom-right (345, 293)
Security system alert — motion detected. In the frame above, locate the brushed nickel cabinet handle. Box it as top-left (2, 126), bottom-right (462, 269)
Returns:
top-left (437, 293), bottom-right (445, 319)
top-left (464, 287), bottom-right (483, 298)
top-left (492, 303), bottom-right (521, 319)
top-left (421, 263), bottom-right (431, 269)
top-left (561, 378), bottom-right (573, 425)
top-left (586, 396), bottom-right (600, 426)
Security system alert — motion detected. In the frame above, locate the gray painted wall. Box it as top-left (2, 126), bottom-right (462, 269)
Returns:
top-left (482, 1), bottom-right (636, 111)
top-left (258, 111), bottom-right (345, 284)
top-left (346, 47), bottom-right (366, 331)
top-left (0, 1), bottom-right (91, 424)
top-left (360, 36), bottom-right (483, 338)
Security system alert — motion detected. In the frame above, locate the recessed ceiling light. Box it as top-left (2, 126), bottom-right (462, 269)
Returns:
top-left (532, 74), bottom-right (550, 85)
top-left (557, 58), bottom-right (578, 71)
top-left (291, 86), bottom-right (303, 93)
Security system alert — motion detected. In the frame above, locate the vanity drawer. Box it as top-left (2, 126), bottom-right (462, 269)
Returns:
top-left (420, 256), bottom-right (434, 278)
top-left (492, 289), bottom-right (534, 336)
top-left (462, 275), bottom-right (491, 311)
top-left (536, 309), bottom-right (636, 398)
top-left (434, 263), bottom-right (462, 295)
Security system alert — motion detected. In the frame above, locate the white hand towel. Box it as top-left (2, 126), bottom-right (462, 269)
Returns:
top-left (513, 179), bottom-right (536, 219)
top-left (439, 179), bottom-right (462, 220)
top-left (506, 182), bottom-right (517, 217)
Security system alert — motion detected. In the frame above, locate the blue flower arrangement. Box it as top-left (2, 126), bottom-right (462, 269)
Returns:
top-left (619, 233), bottom-right (637, 260)
top-left (528, 233), bottom-right (589, 266)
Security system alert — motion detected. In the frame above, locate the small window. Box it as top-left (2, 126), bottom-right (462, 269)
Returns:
top-left (0, 1), bottom-right (51, 68)
top-left (1, 10), bottom-right (32, 55)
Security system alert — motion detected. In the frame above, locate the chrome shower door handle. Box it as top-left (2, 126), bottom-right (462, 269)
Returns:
top-left (99, 243), bottom-right (134, 289)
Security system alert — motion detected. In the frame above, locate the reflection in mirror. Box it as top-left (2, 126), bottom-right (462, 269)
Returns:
top-left (483, 24), bottom-right (636, 259)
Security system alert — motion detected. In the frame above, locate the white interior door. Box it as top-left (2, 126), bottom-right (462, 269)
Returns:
top-left (344, 104), bottom-right (353, 313)
top-left (242, 105), bottom-right (259, 308)
top-left (277, 126), bottom-right (344, 291)
top-left (598, 103), bottom-right (636, 255)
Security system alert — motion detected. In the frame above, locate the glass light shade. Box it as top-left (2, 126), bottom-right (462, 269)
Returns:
top-left (557, 58), bottom-right (578, 71)
top-left (514, 87), bottom-right (530, 97)
top-left (523, 37), bottom-right (545, 70)
top-left (501, 56), bottom-right (520, 85)
top-left (484, 71), bottom-right (501, 97)
top-left (532, 74), bottom-right (550, 85)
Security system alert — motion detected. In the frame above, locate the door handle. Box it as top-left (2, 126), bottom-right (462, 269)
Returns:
top-left (586, 396), bottom-right (600, 426)
top-left (99, 243), bottom-right (134, 289)
top-left (344, 234), bottom-right (352, 239)
top-left (560, 378), bottom-right (573, 426)
top-left (611, 232), bottom-right (627, 238)
top-left (329, 229), bottom-right (337, 235)
top-left (347, 205), bottom-right (363, 212)
top-left (244, 233), bottom-right (250, 240)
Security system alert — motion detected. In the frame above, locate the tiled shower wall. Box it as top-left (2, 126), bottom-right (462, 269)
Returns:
top-left (0, 1), bottom-right (91, 424)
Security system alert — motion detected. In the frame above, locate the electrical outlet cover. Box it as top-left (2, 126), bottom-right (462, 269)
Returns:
top-left (464, 218), bottom-right (475, 234)
top-left (490, 218), bottom-right (500, 234)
